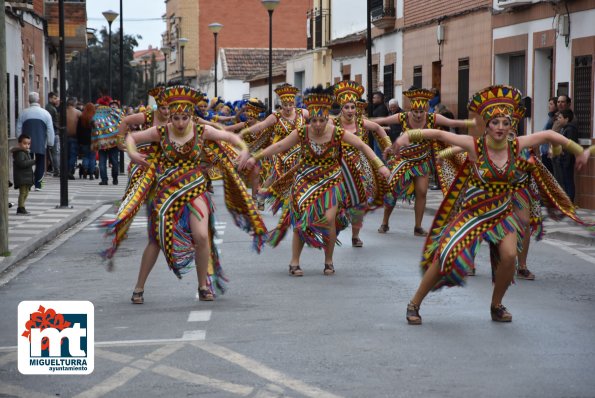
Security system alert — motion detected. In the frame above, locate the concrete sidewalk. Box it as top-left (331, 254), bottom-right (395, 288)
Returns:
top-left (1, 174), bottom-right (125, 274)
top-left (2, 176), bottom-right (594, 275)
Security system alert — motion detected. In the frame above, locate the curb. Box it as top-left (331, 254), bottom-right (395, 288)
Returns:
top-left (0, 201), bottom-right (110, 275)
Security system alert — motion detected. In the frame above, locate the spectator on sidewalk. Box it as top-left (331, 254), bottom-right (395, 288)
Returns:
top-left (66, 98), bottom-right (81, 180)
top-left (16, 92), bottom-right (55, 191)
top-left (45, 92), bottom-right (61, 177)
top-left (387, 98), bottom-right (403, 143)
top-left (428, 88), bottom-right (440, 113)
top-left (540, 96), bottom-right (557, 174)
top-left (11, 134), bottom-right (36, 215)
top-left (77, 103), bottom-right (97, 180)
top-left (371, 91), bottom-right (389, 157)
top-left (554, 109), bottom-right (579, 201)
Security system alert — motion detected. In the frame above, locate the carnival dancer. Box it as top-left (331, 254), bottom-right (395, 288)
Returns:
top-left (239, 83), bottom-right (309, 185)
top-left (240, 86), bottom-right (390, 276)
top-left (372, 88), bottom-right (475, 236)
top-left (331, 80), bottom-right (391, 247)
top-left (386, 85), bottom-right (594, 324)
top-left (224, 98), bottom-right (271, 208)
top-left (103, 85), bottom-right (267, 303)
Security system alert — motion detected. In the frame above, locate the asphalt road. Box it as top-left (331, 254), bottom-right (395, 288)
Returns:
top-left (1, 190), bottom-right (595, 398)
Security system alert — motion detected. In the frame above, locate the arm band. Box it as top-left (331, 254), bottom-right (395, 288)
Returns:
top-left (464, 119), bottom-right (474, 129)
top-left (252, 149), bottom-right (264, 161)
top-left (407, 129), bottom-right (424, 143)
top-left (590, 145), bottom-right (595, 155)
top-left (126, 140), bottom-right (138, 155)
top-left (551, 145), bottom-right (562, 157)
top-left (437, 147), bottom-right (456, 160)
top-left (564, 140), bottom-right (583, 156)
top-left (236, 139), bottom-right (248, 152)
top-left (239, 127), bottom-right (252, 138)
top-left (370, 156), bottom-right (385, 170)
top-left (380, 136), bottom-right (392, 150)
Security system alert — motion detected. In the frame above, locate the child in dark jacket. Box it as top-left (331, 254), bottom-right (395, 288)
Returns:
top-left (12, 134), bottom-right (36, 215)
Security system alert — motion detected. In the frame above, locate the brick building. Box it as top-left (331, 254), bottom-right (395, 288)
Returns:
top-left (162, 0), bottom-right (309, 96)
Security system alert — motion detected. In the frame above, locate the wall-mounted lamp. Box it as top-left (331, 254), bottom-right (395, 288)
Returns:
top-left (436, 25), bottom-right (445, 45)
top-left (558, 14), bottom-right (570, 47)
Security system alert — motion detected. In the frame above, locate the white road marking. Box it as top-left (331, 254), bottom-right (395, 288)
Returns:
top-left (73, 367), bottom-right (142, 398)
top-left (181, 330), bottom-right (206, 340)
top-left (95, 348), bottom-right (134, 364)
top-left (143, 343), bottom-right (184, 362)
top-left (151, 364), bottom-right (254, 396)
top-left (543, 239), bottom-right (595, 265)
top-left (187, 310), bottom-right (212, 322)
top-left (193, 341), bottom-right (344, 398)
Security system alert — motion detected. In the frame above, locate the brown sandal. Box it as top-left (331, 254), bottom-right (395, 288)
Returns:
top-left (378, 224), bottom-right (389, 233)
top-left (406, 302), bottom-right (422, 325)
top-left (131, 289), bottom-right (144, 304)
top-left (516, 267), bottom-right (535, 280)
top-left (323, 263), bottom-right (335, 275)
top-left (490, 304), bottom-right (512, 322)
top-left (288, 265), bottom-right (304, 276)
top-left (414, 227), bottom-right (428, 237)
top-left (352, 237), bottom-right (363, 247)
top-left (198, 286), bottom-right (214, 301)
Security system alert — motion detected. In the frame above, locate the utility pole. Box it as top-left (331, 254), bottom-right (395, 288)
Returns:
top-left (0, 0), bottom-right (9, 254)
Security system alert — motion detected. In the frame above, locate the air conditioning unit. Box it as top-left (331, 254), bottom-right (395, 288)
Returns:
top-left (495, 0), bottom-right (533, 9)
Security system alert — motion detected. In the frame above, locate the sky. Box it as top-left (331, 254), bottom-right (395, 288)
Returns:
top-left (86, 0), bottom-right (166, 51)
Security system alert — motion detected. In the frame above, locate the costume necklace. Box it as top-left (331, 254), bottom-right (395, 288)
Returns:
top-left (486, 135), bottom-right (507, 150)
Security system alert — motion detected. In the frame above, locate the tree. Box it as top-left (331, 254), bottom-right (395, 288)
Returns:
top-left (67, 28), bottom-right (141, 105)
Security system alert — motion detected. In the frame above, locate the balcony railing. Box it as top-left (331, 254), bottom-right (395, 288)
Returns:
top-left (371, 0), bottom-right (396, 30)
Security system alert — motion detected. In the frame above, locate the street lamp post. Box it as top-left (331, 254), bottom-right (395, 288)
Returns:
top-left (161, 46), bottom-right (170, 85)
top-left (178, 37), bottom-right (188, 84)
top-left (102, 9), bottom-right (119, 98)
top-left (86, 28), bottom-right (96, 102)
top-left (208, 23), bottom-right (223, 98)
top-left (261, 0), bottom-right (280, 114)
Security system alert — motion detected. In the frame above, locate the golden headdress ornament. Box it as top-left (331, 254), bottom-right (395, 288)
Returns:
top-left (303, 85), bottom-right (334, 118)
top-left (274, 83), bottom-right (300, 103)
top-left (403, 88), bottom-right (434, 111)
top-left (467, 85), bottom-right (522, 122)
top-left (148, 86), bottom-right (167, 107)
top-left (511, 105), bottom-right (526, 133)
top-left (162, 85), bottom-right (203, 114)
top-left (333, 80), bottom-right (365, 107)
top-left (245, 98), bottom-right (266, 119)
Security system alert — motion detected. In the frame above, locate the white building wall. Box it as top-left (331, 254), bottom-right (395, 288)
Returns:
top-left (221, 79), bottom-right (249, 102)
top-left (287, 53), bottom-right (315, 89)
top-left (493, 8), bottom-right (595, 135)
top-left (332, 55), bottom-right (367, 86)
top-left (374, 31), bottom-right (403, 102)
top-left (330, 0), bottom-right (366, 40)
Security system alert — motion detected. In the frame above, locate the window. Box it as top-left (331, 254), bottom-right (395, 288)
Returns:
top-left (574, 55), bottom-right (592, 140)
top-left (28, 65), bottom-right (34, 93)
top-left (457, 58), bottom-right (469, 120)
top-left (372, 64), bottom-right (379, 92)
top-left (509, 54), bottom-right (526, 93)
top-left (413, 66), bottom-right (422, 89)
top-left (294, 71), bottom-right (305, 93)
top-left (383, 63), bottom-right (395, 101)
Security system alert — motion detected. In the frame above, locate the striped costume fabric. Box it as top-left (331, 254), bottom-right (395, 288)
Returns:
top-left (267, 108), bottom-right (306, 181)
top-left (385, 112), bottom-right (438, 206)
top-left (266, 126), bottom-right (349, 249)
top-left (420, 136), bottom-right (526, 290)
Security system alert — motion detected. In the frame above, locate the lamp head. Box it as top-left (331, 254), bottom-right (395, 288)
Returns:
top-left (261, 0), bottom-right (280, 12)
top-left (102, 10), bottom-right (119, 24)
top-left (208, 23), bottom-right (224, 34)
top-left (178, 37), bottom-right (189, 48)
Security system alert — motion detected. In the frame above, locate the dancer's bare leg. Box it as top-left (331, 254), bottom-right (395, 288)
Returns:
top-left (324, 205), bottom-right (339, 266)
top-left (492, 232), bottom-right (517, 307)
top-left (413, 175), bottom-right (429, 230)
top-left (134, 241), bottom-right (160, 292)
top-left (290, 230), bottom-right (305, 267)
top-left (189, 197), bottom-right (211, 289)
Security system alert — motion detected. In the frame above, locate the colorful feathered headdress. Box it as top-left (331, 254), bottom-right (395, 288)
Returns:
top-left (274, 83), bottom-right (300, 103)
top-left (403, 88), bottom-right (434, 111)
top-left (244, 98), bottom-right (266, 119)
top-left (148, 86), bottom-right (167, 107)
top-left (333, 80), bottom-right (365, 107)
top-left (467, 85), bottom-right (522, 122)
top-left (162, 85), bottom-right (203, 114)
top-left (303, 85), bottom-right (334, 118)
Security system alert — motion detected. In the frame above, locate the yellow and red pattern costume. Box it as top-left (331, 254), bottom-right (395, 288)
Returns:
top-left (102, 86), bottom-right (267, 294)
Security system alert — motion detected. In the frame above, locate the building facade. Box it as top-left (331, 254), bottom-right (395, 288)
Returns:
top-left (162, 0), bottom-right (309, 94)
